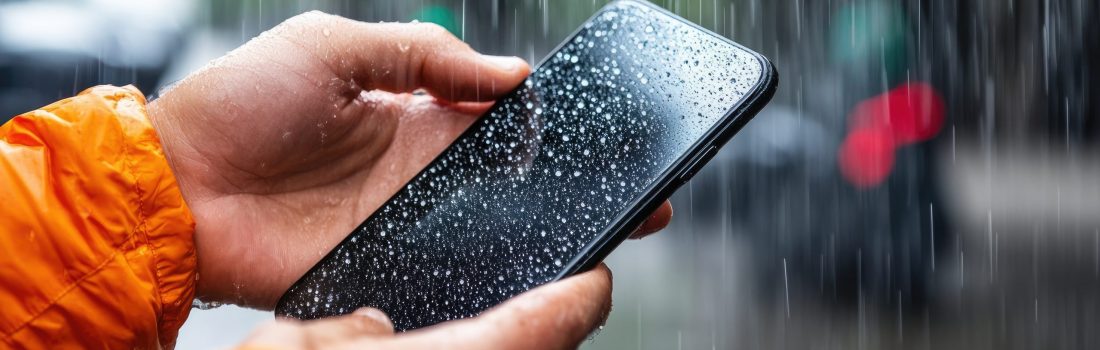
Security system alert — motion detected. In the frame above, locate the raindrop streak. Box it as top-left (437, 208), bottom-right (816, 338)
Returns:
top-left (278, 2), bottom-right (764, 331)
top-left (783, 258), bottom-right (790, 318)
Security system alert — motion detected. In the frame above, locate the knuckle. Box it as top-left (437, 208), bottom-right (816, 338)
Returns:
top-left (296, 10), bottom-right (335, 22)
top-left (417, 22), bottom-right (449, 36)
top-left (410, 23), bottom-right (470, 56)
top-left (414, 22), bottom-right (458, 43)
top-left (281, 10), bottom-right (338, 31)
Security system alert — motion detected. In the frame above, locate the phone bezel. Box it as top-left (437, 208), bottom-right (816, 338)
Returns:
top-left (274, 0), bottom-right (778, 318)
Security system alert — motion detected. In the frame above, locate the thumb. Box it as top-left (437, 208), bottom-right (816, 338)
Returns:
top-left (236, 308), bottom-right (394, 349)
top-left (299, 308), bottom-right (396, 344)
top-left (370, 264), bottom-right (614, 349)
top-left (272, 11), bottom-right (530, 102)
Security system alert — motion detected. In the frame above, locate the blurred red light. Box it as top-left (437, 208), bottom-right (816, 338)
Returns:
top-left (850, 82), bottom-right (945, 145)
top-left (839, 127), bottom-right (896, 189)
top-left (840, 82), bottom-right (945, 189)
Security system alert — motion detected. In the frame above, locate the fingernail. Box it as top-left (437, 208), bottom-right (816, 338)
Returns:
top-left (354, 308), bottom-right (393, 327)
top-left (481, 55), bottom-right (525, 71)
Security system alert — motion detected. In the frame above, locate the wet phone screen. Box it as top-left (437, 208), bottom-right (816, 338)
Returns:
top-left (276, 0), bottom-right (775, 330)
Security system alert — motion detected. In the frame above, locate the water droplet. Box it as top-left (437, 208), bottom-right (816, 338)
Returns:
top-left (277, 5), bottom-right (768, 329)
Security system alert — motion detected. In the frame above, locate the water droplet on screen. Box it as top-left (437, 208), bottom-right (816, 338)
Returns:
top-left (279, 1), bottom-right (765, 330)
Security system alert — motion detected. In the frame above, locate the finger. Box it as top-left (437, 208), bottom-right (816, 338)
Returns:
top-left (630, 200), bottom-right (673, 239)
top-left (434, 99), bottom-right (498, 115)
top-left (299, 308), bottom-right (396, 346)
top-left (275, 12), bottom-right (530, 102)
top-left (238, 320), bottom-right (308, 349)
top-left (237, 309), bottom-right (394, 350)
top-left (369, 265), bottom-right (614, 349)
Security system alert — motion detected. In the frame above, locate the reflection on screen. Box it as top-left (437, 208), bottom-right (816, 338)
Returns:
top-left (279, 1), bottom-right (764, 330)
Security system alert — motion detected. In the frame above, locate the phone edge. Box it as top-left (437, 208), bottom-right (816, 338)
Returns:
top-left (550, 0), bottom-right (780, 281)
top-left (273, 0), bottom-right (779, 317)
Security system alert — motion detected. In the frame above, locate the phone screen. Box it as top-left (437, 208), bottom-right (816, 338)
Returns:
top-left (277, 1), bottom-right (770, 330)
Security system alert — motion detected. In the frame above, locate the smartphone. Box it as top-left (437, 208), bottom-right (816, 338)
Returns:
top-left (275, 0), bottom-right (776, 330)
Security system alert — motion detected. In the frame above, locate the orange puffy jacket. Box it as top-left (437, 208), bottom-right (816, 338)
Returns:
top-left (0, 86), bottom-right (196, 349)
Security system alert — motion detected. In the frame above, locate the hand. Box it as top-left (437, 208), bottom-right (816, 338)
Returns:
top-left (238, 264), bottom-right (616, 349)
top-left (148, 12), bottom-right (673, 308)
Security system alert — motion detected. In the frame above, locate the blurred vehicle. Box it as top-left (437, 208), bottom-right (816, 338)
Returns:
top-left (0, 0), bottom-right (193, 119)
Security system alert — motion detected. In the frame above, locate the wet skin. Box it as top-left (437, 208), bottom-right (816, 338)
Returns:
top-left (148, 11), bottom-right (671, 349)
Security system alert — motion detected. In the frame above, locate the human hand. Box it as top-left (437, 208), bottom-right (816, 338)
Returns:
top-left (237, 264), bottom-right (616, 350)
top-left (148, 12), bottom-right (673, 308)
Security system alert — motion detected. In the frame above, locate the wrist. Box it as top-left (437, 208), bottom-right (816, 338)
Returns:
top-left (147, 97), bottom-right (218, 302)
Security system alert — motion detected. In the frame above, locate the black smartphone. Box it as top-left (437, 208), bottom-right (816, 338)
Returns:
top-left (275, 0), bottom-right (776, 330)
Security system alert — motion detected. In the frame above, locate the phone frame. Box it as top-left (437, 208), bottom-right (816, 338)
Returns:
top-left (275, 0), bottom-right (777, 317)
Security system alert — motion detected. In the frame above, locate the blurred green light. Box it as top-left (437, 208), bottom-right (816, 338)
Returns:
top-left (412, 5), bottom-right (461, 38)
top-left (829, 1), bottom-right (908, 77)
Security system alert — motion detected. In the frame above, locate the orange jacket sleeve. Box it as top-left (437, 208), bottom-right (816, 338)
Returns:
top-left (0, 86), bottom-right (197, 349)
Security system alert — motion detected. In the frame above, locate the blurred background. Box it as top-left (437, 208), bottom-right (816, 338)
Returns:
top-left (2, 0), bottom-right (1097, 349)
